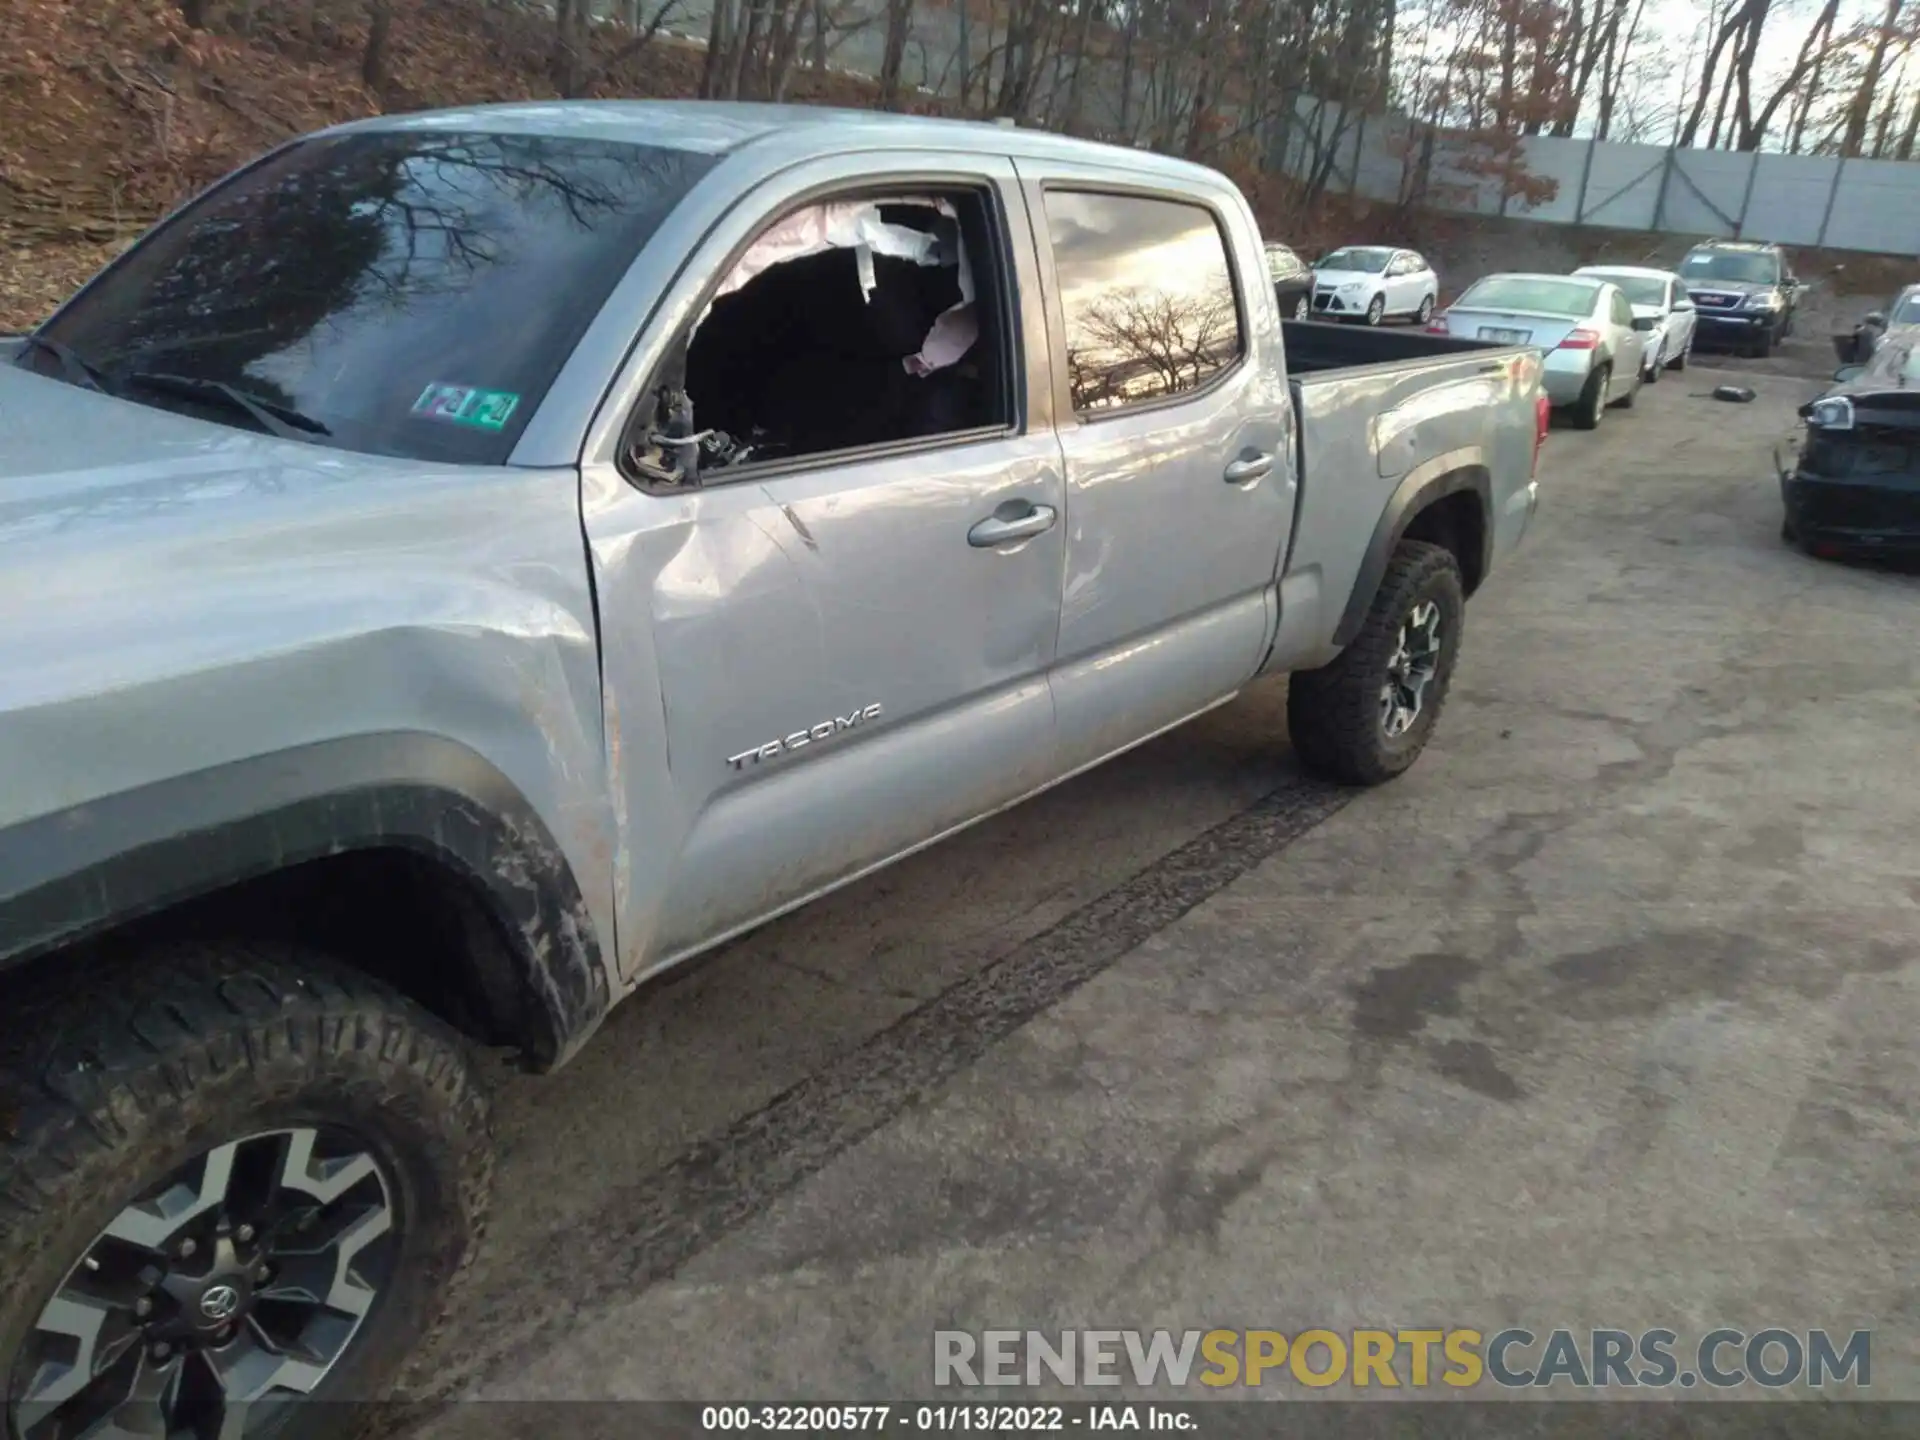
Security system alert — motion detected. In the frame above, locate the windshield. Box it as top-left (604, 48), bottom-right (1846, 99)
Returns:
top-left (1456, 277), bottom-right (1599, 318)
top-left (1585, 273), bottom-right (1668, 307)
top-left (1316, 247), bottom-right (1393, 273)
top-left (1680, 250), bottom-right (1780, 285)
top-left (1893, 294), bottom-right (1920, 325)
top-left (22, 130), bottom-right (718, 464)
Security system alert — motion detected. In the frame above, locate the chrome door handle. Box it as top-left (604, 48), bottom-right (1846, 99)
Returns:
top-left (969, 503), bottom-right (1057, 547)
top-left (1224, 452), bottom-right (1274, 485)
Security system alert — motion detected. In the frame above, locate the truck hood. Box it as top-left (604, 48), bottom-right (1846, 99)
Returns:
top-left (0, 361), bottom-right (391, 552)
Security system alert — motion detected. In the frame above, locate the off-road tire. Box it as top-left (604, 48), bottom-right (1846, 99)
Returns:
top-left (0, 945), bottom-right (493, 1436)
top-left (1287, 540), bottom-right (1467, 787)
top-left (1571, 364), bottom-right (1609, 430)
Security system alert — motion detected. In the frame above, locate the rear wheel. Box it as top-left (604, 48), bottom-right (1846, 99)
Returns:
top-left (1288, 540), bottom-right (1466, 787)
top-left (1571, 364), bottom-right (1609, 430)
top-left (0, 946), bottom-right (492, 1440)
top-left (1293, 295), bottom-right (1309, 321)
top-left (1365, 294), bottom-right (1386, 326)
top-left (1416, 293), bottom-right (1435, 326)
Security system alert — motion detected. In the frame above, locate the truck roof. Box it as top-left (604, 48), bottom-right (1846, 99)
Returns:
top-left (321, 99), bottom-right (1229, 187)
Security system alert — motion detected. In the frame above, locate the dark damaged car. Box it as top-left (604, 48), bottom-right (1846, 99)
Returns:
top-left (1780, 332), bottom-right (1920, 559)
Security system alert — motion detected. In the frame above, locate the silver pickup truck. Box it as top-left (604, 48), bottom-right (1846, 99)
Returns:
top-left (0, 102), bottom-right (1543, 1432)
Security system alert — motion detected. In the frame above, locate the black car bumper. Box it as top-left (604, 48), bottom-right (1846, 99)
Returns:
top-left (1695, 310), bottom-right (1779, 342)
top-left (1782, 471), bottom-right (1920, 555)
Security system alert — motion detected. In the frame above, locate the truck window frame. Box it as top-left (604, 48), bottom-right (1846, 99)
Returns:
top-left (614, 174), bottom-right (1026, 495)
top-left (1033, 182), bottom-right (1250, 427)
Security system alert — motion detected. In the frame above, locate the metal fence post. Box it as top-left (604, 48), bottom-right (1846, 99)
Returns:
top-left (1735, 151), bottom-right (1760, 237)
top-left (1815, 158), bottom-right (1847, 248)
top-left (1573, 136), bottom-right (1598, 224)
top-left (1650, 147), bottom-right (1677, 234)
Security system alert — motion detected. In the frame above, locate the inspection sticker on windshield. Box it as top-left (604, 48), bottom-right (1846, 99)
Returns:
top-left (412, 383), bottom-right (519, 431)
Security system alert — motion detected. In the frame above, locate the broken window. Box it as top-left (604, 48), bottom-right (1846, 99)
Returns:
top-left (627, 189), bottom-right (1009, 484)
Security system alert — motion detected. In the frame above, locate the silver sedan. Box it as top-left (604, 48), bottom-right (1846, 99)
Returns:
top-left (1431, 273), bottom-right (1649, 429)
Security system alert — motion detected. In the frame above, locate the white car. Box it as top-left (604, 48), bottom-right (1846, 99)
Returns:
top-left (1310, 245), bottom-right (1439, 326)
top-left (1572, 265), bottom-right (1697, 380)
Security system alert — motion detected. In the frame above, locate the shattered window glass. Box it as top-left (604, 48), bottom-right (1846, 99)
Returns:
top-left (641, 190), bottom-right (1005, 479)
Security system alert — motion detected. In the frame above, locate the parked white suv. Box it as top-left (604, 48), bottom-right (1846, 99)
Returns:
top-left (1311, 245), bottom-right (1439, 326)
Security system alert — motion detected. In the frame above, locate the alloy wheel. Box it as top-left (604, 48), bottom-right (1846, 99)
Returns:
top-left (1380, 600), bottom-right (1443, 739)
top-left (11, 1128), bottom-right (397, 1440)
top-left (1366, 295), bottom-right (1385, 326)
top-left (1294, 296), bottom-right (1309, 321)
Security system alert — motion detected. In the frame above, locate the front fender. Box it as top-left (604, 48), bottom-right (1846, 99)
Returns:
top-left (0, 734), bottom-right (611, 1069)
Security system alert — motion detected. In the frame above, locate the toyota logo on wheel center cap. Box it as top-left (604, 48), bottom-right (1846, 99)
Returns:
top-left (198, 1284), bottom-right (242, 1323)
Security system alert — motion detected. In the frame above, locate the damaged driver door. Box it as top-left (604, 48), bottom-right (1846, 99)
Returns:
top-left (574, 151), bottom-right (1067, 976)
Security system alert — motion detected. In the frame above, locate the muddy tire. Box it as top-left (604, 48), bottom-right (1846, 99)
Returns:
top-left (1287, 540), bottom-right (1466, 787)
top-left (0, 945), bottom-right (492, 1440)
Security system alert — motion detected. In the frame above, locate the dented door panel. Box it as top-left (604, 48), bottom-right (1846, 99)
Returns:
top-left (577, 152), bottom-right (1066, 977)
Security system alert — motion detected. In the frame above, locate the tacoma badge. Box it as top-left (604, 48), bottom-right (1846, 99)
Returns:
top-left (726, 704), bottom-right (884, 770)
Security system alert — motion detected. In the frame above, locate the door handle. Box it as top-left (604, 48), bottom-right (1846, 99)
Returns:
top-left (968, 502), bottom-right (1058, 547)
top-left (1224, 451), bottom-right (1275, 485)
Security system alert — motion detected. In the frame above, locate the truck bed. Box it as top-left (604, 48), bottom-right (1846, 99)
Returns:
top-left (1280, 319), bottom-right (1505, 376)
top-left (1272, 322), bottom-right (1542, 675)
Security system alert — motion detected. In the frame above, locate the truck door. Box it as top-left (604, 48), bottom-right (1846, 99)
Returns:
top-left (1014, 163), bottom-right (1296, 774)
top-left (577, 153), bottom-right (1067, 974)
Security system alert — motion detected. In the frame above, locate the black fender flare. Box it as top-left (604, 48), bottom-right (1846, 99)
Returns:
top-left (0, 734), bottom-right (609, 1069)
top-left (1332, 452), bottom-right (1493, 648)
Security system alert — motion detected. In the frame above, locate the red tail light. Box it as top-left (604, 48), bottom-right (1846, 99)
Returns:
top-left (1533, 393), bottom-right (1551, 477)
top-left (1426, 313), bottom-right (1449, 334)
top-left (1557, 328), bottom-right (1600, 350)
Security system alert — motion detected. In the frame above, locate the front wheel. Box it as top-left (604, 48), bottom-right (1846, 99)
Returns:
top-left (1293, 295), bottom-right (1310, 321)
top-left (1667, 340), bottom-right (1688, 372)
top-left (1365, 294), bottom-right (1386, 326)
top-left (0, 946), bottom-right (492, 1440)
top-left (1287, 540), bottom-right (1466, 786)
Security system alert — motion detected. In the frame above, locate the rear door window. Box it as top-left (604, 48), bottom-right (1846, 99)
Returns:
top-left (1043, 190), bottom-right (1244, 417)
top-left (26, 130), bottom-right (718, 464)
